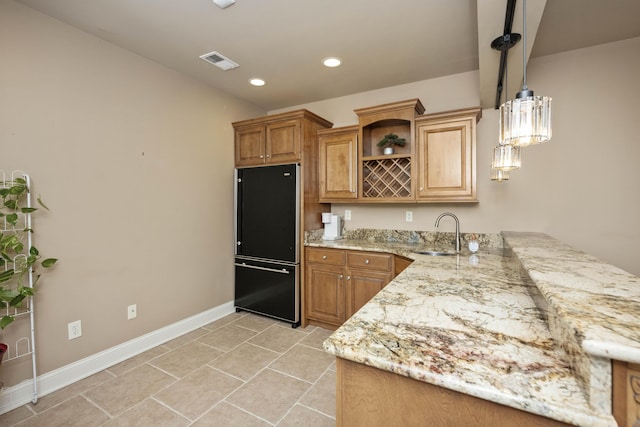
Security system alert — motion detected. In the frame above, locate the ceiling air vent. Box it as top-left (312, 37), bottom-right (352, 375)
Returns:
top-left (199, 51), bottom-right (239, 71)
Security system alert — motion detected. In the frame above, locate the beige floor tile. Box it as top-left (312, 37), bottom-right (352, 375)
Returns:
top-left (154, 366), bottom-right (242, 420)
top-left (226, 369), bottom-right (310, 424)
top-left (300, 370), bottom-right (336, 418)
top-left (0, 405), bottom-right (35, 426)
top-left (233, 313), bottom-right (279, 332)
top-left (197, 324), bottom-right (257, 352)
top-left (84, 363), bottom-right (175, 416)
top-left (269, 344), bottom-right (335, 383)
top-left (299, 327), bottom-right (333, 350)
top-left (28, 370), bottom-right (115, 413)
top-left (163, 327), bottom-right (211, 349)
top-left (248, 324), bottom-right (307, 353)
top-left (277, 404), bottom-right (335, 427)
top-left (201, 312), bottom-right (246, 332)
top-left (15, 395), bottom-right (109, 427)
top-left (149, 341), bottom-right (222, 378)
top-left (210, 342), bottom-right (280, 381)
top-left (192, 402), bottom-right (270, 427)
top-left (106, 345), bottom-right (170, 376)
top-left (101, 398), bottom-right (189, 427)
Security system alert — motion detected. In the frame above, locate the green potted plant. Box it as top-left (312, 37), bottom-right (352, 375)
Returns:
top-left (0, 175), bottom-right (57, 365)
top-left (376, 133), bottom-right (406, 155)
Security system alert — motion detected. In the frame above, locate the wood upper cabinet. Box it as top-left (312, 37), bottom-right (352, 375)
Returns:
top-left (233, 110), bottom-right (332, 167)
top-left (235, 119), bottom-right (300, 166)
top-left (321, 99), bottom-right (481, 203)
top-left (355, 99), bottom-right (425, 202)
top-left (416, 107), bottom-right (481, 202)
top-left (305, 247), bottom-right (401, 329)
top-left (267, 119), bottom-right (301, 164)
top-left (318, 126), bottom-right (358, 202)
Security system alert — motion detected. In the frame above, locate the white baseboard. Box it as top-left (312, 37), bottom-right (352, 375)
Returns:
top-left (0, 301), bottom-right (235, 415)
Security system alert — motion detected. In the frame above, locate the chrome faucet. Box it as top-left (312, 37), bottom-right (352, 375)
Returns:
top-left (435, 212), bottom-right (461, 253)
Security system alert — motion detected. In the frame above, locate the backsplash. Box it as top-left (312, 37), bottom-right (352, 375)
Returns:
top-left (306, 228), bottom-right (504, 249)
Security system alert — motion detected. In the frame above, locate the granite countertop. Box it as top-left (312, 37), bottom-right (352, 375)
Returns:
top-left (311, 230), bottom-right (634, 427)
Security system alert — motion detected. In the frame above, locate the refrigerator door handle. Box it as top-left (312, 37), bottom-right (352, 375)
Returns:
top-left (234, 262), bottom-right (290, 274)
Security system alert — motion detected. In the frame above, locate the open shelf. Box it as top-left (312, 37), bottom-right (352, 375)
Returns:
top-left (362, 119), bottom-right (412, 157)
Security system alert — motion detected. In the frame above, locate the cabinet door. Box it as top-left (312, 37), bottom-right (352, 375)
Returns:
top-left (267, 119), bottom-right (301, 164)
top-left (235, 125), bottom-right (266, 166)
top-left (346, 269), bottom-right (392, 318)
top-left (306, 263), bottom-right (346, 326)
top-left (416, 118), bottom-right (476, 202)
top-left (319, 128), bottom-right (358, 201)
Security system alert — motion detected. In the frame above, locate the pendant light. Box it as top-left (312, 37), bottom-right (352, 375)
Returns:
top-left (491, 167), bottom-right (510, 182)
top-left (493, 28), bottom-right (521, 173)
top-left (499, 0), bottom-right (552, 146)
top-left (492, 144), bottom-right (521, 171)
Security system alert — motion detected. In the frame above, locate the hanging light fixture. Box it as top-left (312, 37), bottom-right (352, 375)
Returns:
top-left (492, 144), bottom-right (521, 171)
top-left (492, 14), bottom-right (521, 174)
top-left (499, 0), bottom-right (552, 146)
top-left (491, 167), bottom-right (510, 182)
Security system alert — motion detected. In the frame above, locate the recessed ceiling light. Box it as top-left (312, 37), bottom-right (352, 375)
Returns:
top-left (249, 78), bottom-right (265, 87)
top-left (213, 0), bottom-right (235, 9)
top-left (323, 57), bottom-right (342, 68)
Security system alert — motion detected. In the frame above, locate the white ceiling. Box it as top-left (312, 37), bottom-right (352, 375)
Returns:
top-left (16, 0), bottom-right (640, 111)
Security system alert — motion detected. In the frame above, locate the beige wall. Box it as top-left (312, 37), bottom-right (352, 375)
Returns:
top-left (273, 37), bottom-right (640, 277)
top-left (0, 0), bottom-right (264, 385)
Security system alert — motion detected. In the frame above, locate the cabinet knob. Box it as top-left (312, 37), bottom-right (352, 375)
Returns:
top-left (322, 255), bottom-right (327, 259)
top-left (346, 276), bottom-right (351, 280)
top-left (339, 275), bottom-right (344, 279)
top-left (259, 155), bottom-right (264, 158)
top-left (266, 154), bottom-right (270, 158)
top-left (365, 259), bottom-right (370, 264)
top-left (420, 187), bottom-right (424, 191)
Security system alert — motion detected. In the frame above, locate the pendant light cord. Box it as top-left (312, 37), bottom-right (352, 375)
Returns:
top-left (521, 0), bottom-right (528, 91)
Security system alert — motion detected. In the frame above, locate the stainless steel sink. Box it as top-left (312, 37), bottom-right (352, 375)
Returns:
top-left (413, 250), bottom-right (458, 256)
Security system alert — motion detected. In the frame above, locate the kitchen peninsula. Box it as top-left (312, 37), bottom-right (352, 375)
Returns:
top-left (308, 230), bottom-right (639, 426)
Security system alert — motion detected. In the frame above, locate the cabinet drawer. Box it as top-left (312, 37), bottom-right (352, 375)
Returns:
top-left (347, 251), bottom-right (392, 272)
top-left (307, 248), bottom-right (346, 265)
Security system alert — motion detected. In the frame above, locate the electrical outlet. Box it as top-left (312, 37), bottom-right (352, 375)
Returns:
top-left (344, 210), bottom-right (351, 221)
top-left (405, 211), bottom-right (413, 222)
top-left (68, 320), bottom-right (82, 340)
top-left (127, 304), bottom-right (137, 320)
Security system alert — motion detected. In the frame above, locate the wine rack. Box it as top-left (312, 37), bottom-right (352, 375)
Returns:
top-left (362, 157), bottom-right (412, 199)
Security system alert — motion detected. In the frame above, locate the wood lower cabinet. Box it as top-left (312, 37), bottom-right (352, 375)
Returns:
top-left (336, 358), bottom-right (572, 427)
top-left (346, 270), bottom-right (391, 319)
top-left (613, 360), bottom-right (640, 427)
top-left (416, 107), bottom-right (481, 202)
top-left (318, 126), bottom-right (358, 202)
top-left (305, 247), bottom-right (401, 329)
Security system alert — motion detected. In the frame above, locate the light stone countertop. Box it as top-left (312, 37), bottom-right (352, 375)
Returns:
top-left (311, 231), bottom-right (629, 427)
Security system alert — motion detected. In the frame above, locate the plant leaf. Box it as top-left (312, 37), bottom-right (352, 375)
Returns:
top-left (0, 315), bottom-right (15, 329)
top-left (30, 246), bottom-right (40, 256)
top-left (9, 293), bottom-right (26, 307)
top-left (0, 269), bottom-right (14, 283)
top-left (20, 207), bottom-right (38, 213)
top-left (36, 196), bottom-right (50, 210)
top-left (6, 213), bottom-right (18, 225)
top-left (41, 258), bottom-right (58, 268)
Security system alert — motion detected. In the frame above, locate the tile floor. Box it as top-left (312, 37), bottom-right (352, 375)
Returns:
top-left (0, 312), bottom-right (337, 426)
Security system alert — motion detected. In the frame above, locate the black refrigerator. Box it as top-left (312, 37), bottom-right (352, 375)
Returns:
top-left (234, 164), bottom-right (300, 327)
